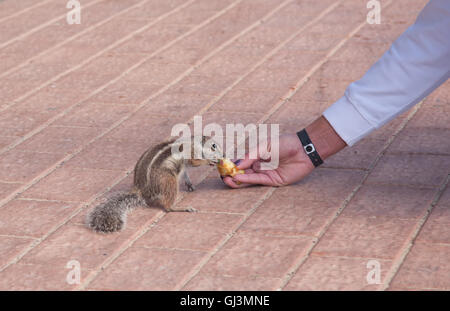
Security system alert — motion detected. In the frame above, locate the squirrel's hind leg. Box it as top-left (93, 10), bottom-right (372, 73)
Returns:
top-left (152, 173), bottom-right (197, 213)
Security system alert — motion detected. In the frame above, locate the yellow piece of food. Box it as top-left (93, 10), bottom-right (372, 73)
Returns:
top-left (217, 159), bottom-right (244, 178)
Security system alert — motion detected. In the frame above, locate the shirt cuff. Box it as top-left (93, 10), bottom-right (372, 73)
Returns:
top-left (323, 95), bottom-right (375, 146)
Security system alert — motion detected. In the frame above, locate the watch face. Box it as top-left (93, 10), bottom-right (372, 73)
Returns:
top-left (304, 143), bottom-right (315, 154)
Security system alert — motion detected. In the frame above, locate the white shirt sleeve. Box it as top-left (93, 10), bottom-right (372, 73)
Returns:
top-left (323, 0), bottom-right (450, 146)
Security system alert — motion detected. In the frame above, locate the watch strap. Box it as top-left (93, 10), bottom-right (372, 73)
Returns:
top-left (296, 129), bottom-right (323, 167)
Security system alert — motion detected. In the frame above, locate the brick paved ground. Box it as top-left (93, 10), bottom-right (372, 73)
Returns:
top-left (0, 0), bottom-right (448, 290)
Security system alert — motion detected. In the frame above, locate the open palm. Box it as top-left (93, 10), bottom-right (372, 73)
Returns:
top-left (223, 134), bottom-right (315, 188)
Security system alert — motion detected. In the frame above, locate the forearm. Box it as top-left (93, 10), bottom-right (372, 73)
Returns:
top-left (323, 0), bottom-right (450, 146)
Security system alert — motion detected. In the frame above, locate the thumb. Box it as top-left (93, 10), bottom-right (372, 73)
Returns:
top-left (234, 157), bottom-right (257, 170)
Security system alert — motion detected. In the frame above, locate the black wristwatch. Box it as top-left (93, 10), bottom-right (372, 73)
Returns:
top-left (296, 129), bottom-right (323, 167)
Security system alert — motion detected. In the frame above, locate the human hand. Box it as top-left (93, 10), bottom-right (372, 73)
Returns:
top-left (222, 134), bottom-right (315, 188)
top-left (222, 116), bottom-right (347, 188)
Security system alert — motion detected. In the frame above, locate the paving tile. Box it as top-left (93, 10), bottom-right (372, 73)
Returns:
top-left (159, 7), bottom-right (218, 26)
top-left (134, 212), bottom-right (243, 251)
top-left (176, 174), bottom-right (271, 214)
top-left (155, 44), bottom-right (210, 65)
top-left (290, 168), bottom-right (366, 204)
top-left (63, 137), bottom-right (147, 171)
top-left (15, 126), bottom-right (100, 154)
top-left (210, 88), bottom-right (282, 114)
top-left (19, 84), bottom-right (92, 113)
top-left (387, 127), bottom-right (450, 155)
top-left (423, 80), bottom-right (449, 107)
top-left (55, 70), bottom-right (119, 93)
top-left (331, 41), bottom-right (390, 64)
top-left (0, 104), bottom-right (57, 136)
top-left (221, 0), bottom-right (284, 29)
top-left (323, 138), bottom-right (386, 169)
top-left (0, 1), bottom-right (78, 44)
top-left (284, 256), bottom-right (392, 291)
top-left (390, 243), bottom-right (450, 289)
top-left (0, 150), bottom-right (64, 183)
top-left (234, 26), bottom-right (288, 50)
top-left (266, 105), bottom-right (323, 135)
top-left (2, 17), bottom-right (100, 71)
top-left (195, 46), bottom-right (269, 77)
top-left (81, 50), bottom-right (145, 73)
top-left (183, 273), bottom-right (281, 291)
top-left (170, 73), bottom-right (236, 96)
top-left (265, 50), bottom-right (325, 72)
top-left (366, 154), bottom-right (450, 188)
top-left (294, 78), bottom-right (351, 103)
top-left (186, 0), bottom-right (236, 11)
top-left (437, 187), bottom-right (450, 207)
top-left (88, 247), bottom-right (206, 290)
top-left (53, 102), bottom-right (135, 128)
top-left (122, 0), bottom-right (190, 20)
top-left (0, 181), bottom-right (22, 201)
top-left (20, 222), bottom-right (149, 270)
top-left (4, 58), bottom-right (80, 89)
top-left (0, 135), bottom-right (19, 150)
top-left (238, 67), bottom-right (307, 92)
top-left (0, 262), bottom-right (91, 291)
top-left (159, 0), bottom-right (283, 62)
top-left (107, 172), bottom-right (134, 194)
top-left (112, 23), bottom-right (192, 54)
top-left (0, 236), bottom-right (35, 269)
top-left (200, 231), bottom-right (312, 278)
top-left (143, 90), bottom-right (215, 116)
top-left (0, 199), bottom-right (77, 238)
top-left (415, 191), bottom-right (450, 244)
top-left (416, 219), bottom-right (450, 245)
top-left (0, 76), bottom-right (39, 103)
top-left (106, 113), bottom-right (184, 143)
top-left (341, 184), bottom-right (435, 219)
top-left (0, 0), bottom-right (44, 20)
top-left (312, 216), bottom-right (417, 259)
top-left (20, 167), bottom-right (122, 202)
top-left (348, 24), bottom-right (400, 46)
top-left (407, 104), bottom-right (449, 129)
top-left (316, 59), bottom-right (371, 82)
top-left (199, 110), bottom-right (263, 129)
top-left (286, 32), bottom-right (345, 53)
top-left (26, 47), bottom-right (96, 78)
top-left (66, 16), bottom-right (148, 50)
top-left (121, 61), bottom-right (190, 85)
top-left (240, 187), bottom-right (336, 237)
top-left (89, 80), bottom-right (163, 105)
top-left (1, 38), bottom-right (89, 73)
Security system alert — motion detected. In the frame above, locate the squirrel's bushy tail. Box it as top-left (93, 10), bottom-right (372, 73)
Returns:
top-left (88, 192), bottom-right (145, 233)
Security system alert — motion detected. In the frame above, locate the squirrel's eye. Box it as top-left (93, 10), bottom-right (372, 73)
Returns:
top-left (212, 143), bottom-right (216, 150)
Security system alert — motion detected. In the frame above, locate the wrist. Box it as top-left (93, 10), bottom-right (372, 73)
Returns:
top-left (304, 116), bottom-right (346, 160)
